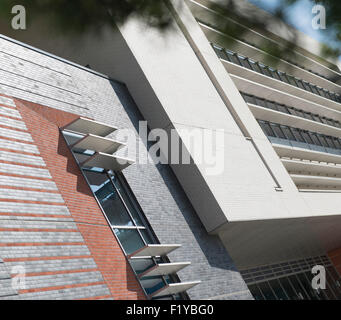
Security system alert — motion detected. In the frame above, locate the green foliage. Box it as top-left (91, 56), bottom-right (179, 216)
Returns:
top-left (0, 0), bottom-right (339, 60)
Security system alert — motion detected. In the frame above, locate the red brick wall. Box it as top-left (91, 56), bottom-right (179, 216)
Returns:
top-left (14, 97), bottom-right (146, 300)
top-left (328, 248), bottom-right (341, 276)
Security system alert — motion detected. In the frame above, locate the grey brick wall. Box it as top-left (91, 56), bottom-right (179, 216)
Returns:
top-left (0, 36), bottom-right (252, 300)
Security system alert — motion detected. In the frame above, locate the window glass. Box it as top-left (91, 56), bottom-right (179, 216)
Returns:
top-left (304, 271), bottom-right (327, 300)
top-left (265, 101), bottom-right (278, 111)
top-left (321, 117), bottom-right (329, 125)
top-left (317, 87), bottom-right (326, 97)
top-left (310, 85), bottom-right (320, 95)
top-left (110, 174), bottom-right (144, 226)
top-left (140, 229), bottom-right (155, 245)
top-left (288, 275), bottom-right (309, 300)
top-left (296, 273), bottom-right (318, 300)
top-left (281, 126), bottom-right (295, 141)
top-left (130, 258), bottom-right (156, 275)
top-left (326, 119), bottom-right (335, 127)
top-left (325, 136), bottom-right (336, 149)
top-left (291, 128), bottom-right (305, 143)
top-left (270, 123), bottom-right (286, 139)
top-left (140, 276), bottom-right (166, 295)
top-left (333, 138), bottom-right (341, 149)
top-left (238, 56), bottom-right (252, 69)
top-left (312, 114), bottom-right (323, 123)
top-left (294, 109), bottom-right (304, 117)
top-left (269, 68), bottom-right (281, 80)
top-left (301, 131), bottom-right (314, 145)
top-left (85, 170), bottom-right (134, 227)
top-left (286, 75), bottom-right (298, 86)
top-left (326, 267), bottom-right (341, 299)
top-left (287, 108), bottom-right (298, 116)
top-left (258, 121), bottom-right (275, 137)
top-left (278, 278), bottom-right (299, 300)
top-left (243, 94), bottom-right (256, 104)
top-left (330, 93), bottom-right (337, 101)
top-left (226, 51), bottom-right (242, 65)
top-left (310, 133), bottom-right (323, 146)
top-left (268, 279), bottom-right (288, 300)
top-left (324, 90), bottom-right (332, 100)
top-left (212, 44), bottom-right (227, 60)
top-left (114, 228), bottom-right (145, 255)
top-left (302, 81), bottom-right (313, 92)
top-left (255, 97), bottom-right (267, 107)
top-left (257, 281), bottom-right (277, 300)
top-left (261, 66), bottom-right (272, 77)
top-left (317, 135), bottom-right (329, 148)
top-left (249, 60), bottom-right (263, 73)
top-left (295, 79), bottom-right (305, 90)
top-left (277, 104), bottom-right (289, 114)
top-left (303, 112), bottom-right (313, 120)
top-left (248, 284), bottom-right (264, 300)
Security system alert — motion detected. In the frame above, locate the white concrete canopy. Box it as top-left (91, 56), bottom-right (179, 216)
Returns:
top-left (248, 104), bottom-right (341, 138)
top-left (139, 262), bottom-right (191, 278)
top-left (128, 244), bottom-right (181, 259)
top-left (292, 174), bottom-right (341, 188)
top-left (150, 281), bottom-right (201, 298)
top-left (273, 144), bottom-right (341, 164)
top-left (282, 159), bottom-right (341, 177)
top-left (62, 117), bottom-right (117, 137)
top-left (71, 133), bottom-right (124, 154)
top-left (81, 152), bottom-right (134, 171)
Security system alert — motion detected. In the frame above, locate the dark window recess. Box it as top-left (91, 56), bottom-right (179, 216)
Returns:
top-left (265, 101), bottom-right (278, 111)
top-left (270, 124), bottom-right (286, 139)
top-left (301, 131), bottom-right (313, 144)
top-left (291, 128), bottom-right (305, 143)
top-left (281, 126), bottom-right (295, 140)
top-left (238, 56), bottom-right (252, 69)
top-left (258, 121), bottom-right (275, 137)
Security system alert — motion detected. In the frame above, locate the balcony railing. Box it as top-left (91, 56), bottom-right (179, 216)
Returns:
top-left (241, 92), bottom-right (341, 130)
top-left (212, 44), bottom-right (341, 104)
top-left (258, 119), bottom-right (341, 156)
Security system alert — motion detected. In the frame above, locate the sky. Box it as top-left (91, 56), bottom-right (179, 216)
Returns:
top-left (248, 0), bottom-right (340, 55)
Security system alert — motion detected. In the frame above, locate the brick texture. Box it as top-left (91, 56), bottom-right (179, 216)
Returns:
top-left (0, 93), bottom-right (145, 300)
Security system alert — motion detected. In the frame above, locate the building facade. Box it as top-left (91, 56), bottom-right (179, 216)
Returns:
top-left (0, 0), bottom-right (340, 300)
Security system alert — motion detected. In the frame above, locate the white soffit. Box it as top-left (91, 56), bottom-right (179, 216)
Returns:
top-left (139, 262), bottom-right (191, 278)
top-left (81, 152), bottom-right (134, 171)
top-left (150, 281), bottom-right (201, 298)
top-left (292, 174), bottom-right (341, 187)
top-left (128, 244), bottom-right (181, 259)
top-left (71, 133), bottom-right (124, 154)
top-left (273, 144), bottom-right (341, 164)
top-left (62, 117), bottom-right (117, 137)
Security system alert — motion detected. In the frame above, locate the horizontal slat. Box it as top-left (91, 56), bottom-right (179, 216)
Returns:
top-left (81, 152), bottom-right (134, 172)
top-left (249, 103), bottom-right (341, 137)
top-left (71, 134), bottom-right (124, 154)
top-left (150, 281), bottom-right (201, 298)
top-left (62, 117), bottom-right (117, 137)
top-left (273, 144), bottom-right (341, 164)
top-left (291, 174), bottom-right (341, 188)
top-left (282, 159), bottom-right (341, 176)
top-left (139, 262), bottom-right (191, 278)
top-left (223, 60), bottom-right (341, 113)
top-left (128, 244), bottom-right (181, 259)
